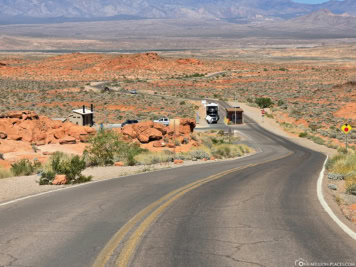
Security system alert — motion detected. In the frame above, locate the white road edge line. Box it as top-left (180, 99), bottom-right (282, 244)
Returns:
top-left (234, 130), bottom-right (253, 141)
top-left (317, 156), bottom-right (356, 240)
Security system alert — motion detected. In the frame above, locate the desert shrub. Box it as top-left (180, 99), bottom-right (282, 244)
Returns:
top-left (277, 100), bottom-right (285, 106)
top-left (327, 151), bottom-right (356, 194)
top-left (201, 137), bottom-right (213, 149)
top-left (307, 135), bottom-right (325, 145)
top-left (337, 146), bottom-right (348, 154)
top-left (211, 137), bottom-right (225, 144)
top-left (10, 159), bottom-right (41, 176)
top-left (346, 183), bottom-right (356, 195)
top-left (265, 113), bottom-right (274, 119)
top-left (299, 132), bottom-right (308, 138)
top-left (211, 144), bottom-right (250, 159)
top-left (247, 97), bottom-right (254, 103)
top-left (309, 123), bottom-right (320, 132)
top-left (85, 129), bottom-right (146, 166)
top-left (135, 151), bottom-right (172, 165)
top-left (212, 144), bottom-right (237, 158)
top-left (217, 130), bottom-right (225, 136)
top-left (190, 134), bottom-right (199, 142)
top-left (85, 130), bottom-right (120, 166)
top-left (175, 153), bottom-right (192, 160)
top-left (39, 171), bottom-right (56, 185)
top-left (174, 139), bottom-right (181, 146)
top-left (239, 144), bottom-right (250, 154)
top-left (58, 156), bottom-right (89, 183)
top-left (255, 97), bottom-right (273, 108)
top-left (0, 153), bottom-right (4, 160)
top-left (41, 155), bottom-right (92, 185)
top-left (0, 167), bottom-right (12, 179)
top-left (328, 152), bottom-right (356, 175)
top-left (182, 137), bottom-right (190, 144)
top-left (189, 149), bottom-right (211, 159)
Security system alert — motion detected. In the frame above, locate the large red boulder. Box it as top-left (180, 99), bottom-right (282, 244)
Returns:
top-left (179, 118), bottom-right (196, 134)
top-left (133, 121), bottom-right (153, 133)
top-left (59, 136), bottom-right (76, 144)
top-left (145, 128), bottom-right (163, 141)
top-left (122, 124), bottom-right (137, 139)
top-left (52, 175), bottom-right (67, 185)
top-left (54, 129), bottom-right (65, 139)
top-left (0, 111), bottom-right (96, 146)
top-left (153, 123), bottom-right (168, 135)
top-left (7, 126), bottom-right (22, 140)
top-left (138, 134), bottom-right (150, 143)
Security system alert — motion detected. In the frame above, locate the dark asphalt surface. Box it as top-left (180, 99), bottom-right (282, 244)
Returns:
top-left (0, 118), bottom-right (355, 267)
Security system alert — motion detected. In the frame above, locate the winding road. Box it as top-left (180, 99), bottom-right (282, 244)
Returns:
top-left (0, 116), bottom-right (355, 267)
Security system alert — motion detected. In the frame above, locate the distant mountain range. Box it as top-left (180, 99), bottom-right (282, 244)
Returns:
top-left (0, 0), bottom-right (355, 24)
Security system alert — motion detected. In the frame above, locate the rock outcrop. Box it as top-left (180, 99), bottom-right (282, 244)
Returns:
top-left (0, 111), bottom-right (96, 145)
top-left (121, 118), bottom-right (196, 146)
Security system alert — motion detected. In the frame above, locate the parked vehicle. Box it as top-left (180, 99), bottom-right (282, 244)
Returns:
top-left (121, 119), bottom-right (139, 128)
top-left (206, 103), bottom-right (219, 124)
top-left (154, 117), bottom-right (170, 126)
top-left (130, 90), bottom-right (137, 94)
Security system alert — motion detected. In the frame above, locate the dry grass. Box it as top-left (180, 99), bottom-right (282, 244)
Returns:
top-left (327, 150), bottom-right (356, 194)
top-left (0, 167), bottom-right (12, 179)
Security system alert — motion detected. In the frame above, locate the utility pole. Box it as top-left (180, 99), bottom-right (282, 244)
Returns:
top-left (173, 120), bottom-right (176, 159)
top-left (234, 92), bottom-right (237, 125)
top-left (346, 134), bottom-right (348, 153)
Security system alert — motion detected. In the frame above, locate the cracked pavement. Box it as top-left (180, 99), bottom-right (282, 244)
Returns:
top-left (0, 120), bottom-right (355, 266)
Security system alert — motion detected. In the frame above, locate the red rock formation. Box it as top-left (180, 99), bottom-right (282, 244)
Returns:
top-left (122, 119), bottom-right (195, 145)
top-left (52, 175), bottom-right (67, 185)
top-left (0, 111), bottom-right (96, 145)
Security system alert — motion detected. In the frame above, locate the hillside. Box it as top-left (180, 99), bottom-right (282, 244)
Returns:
top-left (0, 0), bottom-right (354, 24)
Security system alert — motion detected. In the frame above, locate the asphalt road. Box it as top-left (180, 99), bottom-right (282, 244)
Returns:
top-left (0, 119), bottom-right (355, 267)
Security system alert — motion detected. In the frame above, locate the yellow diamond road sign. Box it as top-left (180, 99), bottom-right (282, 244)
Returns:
top-left (341, 124), bottom-right (352, 134)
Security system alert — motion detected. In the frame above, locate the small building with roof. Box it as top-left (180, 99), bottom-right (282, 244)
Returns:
top-left (225, 106), bottom-right (244, 124)
top-left (68, 105), bottom-right (94, 126)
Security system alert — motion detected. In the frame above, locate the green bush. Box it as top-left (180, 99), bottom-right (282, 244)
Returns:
top-left (311, 136), bottom-right (325, 145)
top-left (277, 100), bottom-right (285, 106)
top-left (10, 159), bottom-right (41, 176)
top-left (85, 129), bottom-right (146, 166)
top-left (299, 132), bottom-right (308, 138)
top-left (337, 146), bottom-right (348, 154)
top-left (346, 183), bottom-right (356, 195)
top-left (327, 151), bottom-right (356, 195)
top-left (85, 129), bottom-right (123, 166)
top-left (189, 149), bottom-right (211, 159)
top-left (41, 154), bottom-right (92, 185)
top-left (39, 171), bottom-right (55, 185)
top-left (135, 151), bottom-right (173, 165)
top-left (255, 97), bottom-right (273, 108)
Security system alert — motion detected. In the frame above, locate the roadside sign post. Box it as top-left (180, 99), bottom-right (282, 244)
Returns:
top-left (341, 123), bottom-right (352, 152)
top-left (234, 92), bottom-right (237, 125)
top-left (261, 109), bottom-right (265, 123)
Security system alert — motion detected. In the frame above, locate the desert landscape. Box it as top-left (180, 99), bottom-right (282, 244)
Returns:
top-left (0, 44), bottom-right (355, 148)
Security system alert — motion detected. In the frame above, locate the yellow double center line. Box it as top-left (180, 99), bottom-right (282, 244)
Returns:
top-left (92, 151), bottom-right (293, 267)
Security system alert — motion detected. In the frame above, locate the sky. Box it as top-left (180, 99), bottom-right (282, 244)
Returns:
top-left (293, 0), bottom-right (330, 3)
